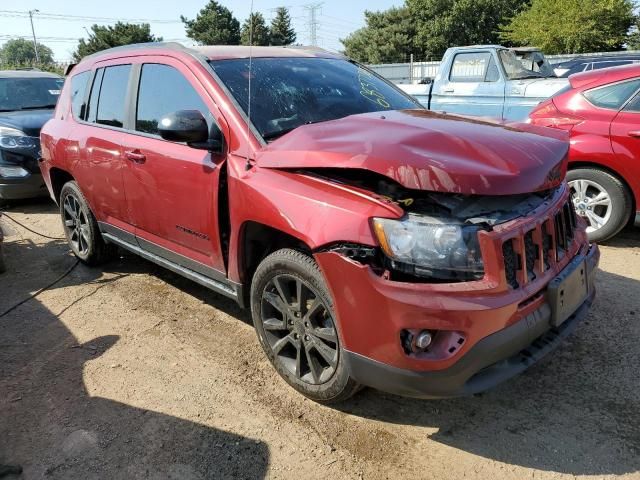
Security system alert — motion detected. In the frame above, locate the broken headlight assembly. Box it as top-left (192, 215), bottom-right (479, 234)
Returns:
top-left (372, 214), bottom-right (484, 281)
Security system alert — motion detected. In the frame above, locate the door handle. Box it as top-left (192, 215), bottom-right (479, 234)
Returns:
top-left (628, 131), bottom-right (640, 138)
top-left (125, 150), bottom-right (146, 163)
top-left (443, 88), bottom-right (455, 93)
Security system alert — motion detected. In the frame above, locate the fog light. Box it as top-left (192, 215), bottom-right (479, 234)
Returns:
top-left (415, 330), bottom-right (433, 349)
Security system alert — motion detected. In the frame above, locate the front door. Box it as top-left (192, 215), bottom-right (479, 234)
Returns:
top-left (121, 59), bottom-right (229, 276)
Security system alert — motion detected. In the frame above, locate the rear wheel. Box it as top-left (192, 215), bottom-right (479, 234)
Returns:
top-left (60, 181), bottom-right (116, 265)
top-left (567, 168), bottom-right (632, 243)
top-left (250, 249), bottom-right (360, 403)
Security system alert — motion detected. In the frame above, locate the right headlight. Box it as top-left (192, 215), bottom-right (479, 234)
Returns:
top-left (372, 214), bottom-right (484, 281)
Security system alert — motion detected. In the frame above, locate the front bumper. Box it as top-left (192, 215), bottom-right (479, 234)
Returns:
top-left (0, 171), bottom-right (48, 200)
top-left (317, 243), bottom-right (599, 398)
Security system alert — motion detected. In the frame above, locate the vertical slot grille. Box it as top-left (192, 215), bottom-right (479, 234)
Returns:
top-left (502, 197), bottom-right (577, 289)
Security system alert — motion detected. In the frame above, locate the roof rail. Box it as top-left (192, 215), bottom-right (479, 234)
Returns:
top-left (79, 41), bottom-right (192, 62)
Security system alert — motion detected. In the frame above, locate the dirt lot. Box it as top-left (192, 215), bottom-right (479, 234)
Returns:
top-left (0, 200), bottom-right (639, 480)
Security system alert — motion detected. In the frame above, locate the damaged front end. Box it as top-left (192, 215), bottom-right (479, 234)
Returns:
top-left (309, 168), bottom-right (561, 284)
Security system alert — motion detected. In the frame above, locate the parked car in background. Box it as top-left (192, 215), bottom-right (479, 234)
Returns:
top-left (553, 55), bottom-right (640, 78)
top-left (41, 42), bottom-right (598, 403)
top-left (0, 212), bottom-right (5, 273)
top-left (529, 64), bottom-right (640, 242)
top-left (0, 70), bottom-right (63, 202)
top-left (398, 45), bottom-right (567, 121)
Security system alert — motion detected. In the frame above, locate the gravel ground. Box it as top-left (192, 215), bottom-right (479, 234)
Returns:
top-left (1, 199), bottom-right (639, 480)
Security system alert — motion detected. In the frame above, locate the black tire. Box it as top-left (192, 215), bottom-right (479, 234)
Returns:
top-left (250, 248), bottom-right (360, 403)
top-left (59, 181), bottom-right (116, 265)
top-left (567, 168), bottom-right (632, 243)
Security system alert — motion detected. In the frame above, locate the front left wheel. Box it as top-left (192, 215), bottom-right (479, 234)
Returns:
top-left (250, 248), bottom-right (360, 403)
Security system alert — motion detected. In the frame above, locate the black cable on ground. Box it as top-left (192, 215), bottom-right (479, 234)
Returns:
top-left (0, 259), bottom-right (80, 318)
top-left (0, 211), bottom-right (66, 240)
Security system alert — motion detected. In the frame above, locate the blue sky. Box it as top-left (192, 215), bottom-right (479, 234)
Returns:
top-left (0, 0), bottom-right (403, 62)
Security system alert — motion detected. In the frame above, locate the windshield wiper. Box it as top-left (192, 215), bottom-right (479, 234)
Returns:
top-left (20, 104), bottom-right (56, 110)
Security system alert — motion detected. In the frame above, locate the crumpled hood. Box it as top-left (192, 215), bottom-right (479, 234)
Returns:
top-left (258, 110), bottom-right (569, 195)
top-left (512, 77), bottom-right (569, 98)
top-left (0, 109), bottom-right (53, 137)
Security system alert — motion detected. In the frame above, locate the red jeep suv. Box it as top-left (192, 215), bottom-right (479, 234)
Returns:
top-left (40, 43), bottom-right (598, 402)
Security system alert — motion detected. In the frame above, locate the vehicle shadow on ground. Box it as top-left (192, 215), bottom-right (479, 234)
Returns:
top-left (334, 267), bottom-right (640, 476)
top-left (598, 224), bottom-right (640, 249)
top-left (4, 201), bottom-right (639, 476)
top-left (0, 237), bottom-right (269, 479)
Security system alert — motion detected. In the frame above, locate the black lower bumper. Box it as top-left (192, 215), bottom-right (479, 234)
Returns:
top-left (0, 172), bottom-right (48, 200)
top-left (345, 245), bottom-right (599, 399)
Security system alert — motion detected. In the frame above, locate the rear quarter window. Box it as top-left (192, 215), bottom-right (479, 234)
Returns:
top-left (583, 79), bottom-right (640, 110)
top-left (70, 71), bottom-right (90, 120)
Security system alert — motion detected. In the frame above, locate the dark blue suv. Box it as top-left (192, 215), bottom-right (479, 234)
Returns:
top-left (0, 70), bottom-right (63, 201)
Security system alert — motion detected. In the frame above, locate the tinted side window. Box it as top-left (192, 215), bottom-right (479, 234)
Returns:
top-left (624, 92), bottom-right (640, 112)
top-left (136, 64), bottom-right (211, 135)
top-left (583, 79), bottom-right (640, 110)
top-left (86, 68), bottom-right (104, 123)
top-left (450, 53), bottom-right (491, 82)
top-left (70, 71), bottom-right (90, 120)
top-left (96, 65), bottom-right (131, 128)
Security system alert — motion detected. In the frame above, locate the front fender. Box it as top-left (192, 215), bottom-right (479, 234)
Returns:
top-left (226, 161), bottom-right (403, 283)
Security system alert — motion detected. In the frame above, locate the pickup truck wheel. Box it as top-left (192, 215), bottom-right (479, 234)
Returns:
top-left (60, 181), bottom-right (116, 265)
top-left (567, 168), bottom-right (632, 243)
top-left (251, 249), bottom-right (360, 403)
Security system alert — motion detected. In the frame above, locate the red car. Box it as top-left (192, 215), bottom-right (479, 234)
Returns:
top-left (40, 43), bottom-right (598, 402)
top-left (529, 64), bottom-right (640, 242)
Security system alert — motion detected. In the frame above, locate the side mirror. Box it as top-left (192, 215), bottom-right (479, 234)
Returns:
top-left (157, 110), bottom-right (224, 153)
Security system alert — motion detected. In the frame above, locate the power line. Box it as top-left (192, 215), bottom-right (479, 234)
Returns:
top-left (0, 9), bottom-right (181, 24)
top-left (303, 3), bottom-right (323, 47)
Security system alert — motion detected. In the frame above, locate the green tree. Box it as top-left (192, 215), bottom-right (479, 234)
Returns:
top-left (501, 0), bottom-right (635, 54)
top-left (0, 38), bottom-right (54, 65)
top-left (241, 12), bottom-right (270, 46)
top-left (407, 0), bottom-right (530, 60)
top-left (74, 22), bottom-right (161, 61)
top-left (342, 7), bottom-right (416, 63)
top-left (269, 7), bottom-right (296, 46)
top-left (181, 1), bottom-right (240, 45)
top-left (628, 17), bottom-right (640, 50)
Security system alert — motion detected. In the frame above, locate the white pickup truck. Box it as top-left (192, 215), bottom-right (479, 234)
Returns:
top-left (399, 45), bottom-right (568, 121)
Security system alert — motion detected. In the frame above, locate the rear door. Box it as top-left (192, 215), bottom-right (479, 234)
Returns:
top-left (610, 85), bottom-right (640, 199)
top-left (73, 62), bottom-right (134, 235)
top-left (430, 50), bottom-right (504, 119)
top-left (120, 57), bottom-right (229, 276)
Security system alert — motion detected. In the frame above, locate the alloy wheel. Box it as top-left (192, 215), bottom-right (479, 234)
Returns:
top-left (62, 193), bottom-right (90, 256)
top-left (569, 179), bottom-right (612, 234)
top-left (260, 274), bottom-right (339, 385)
